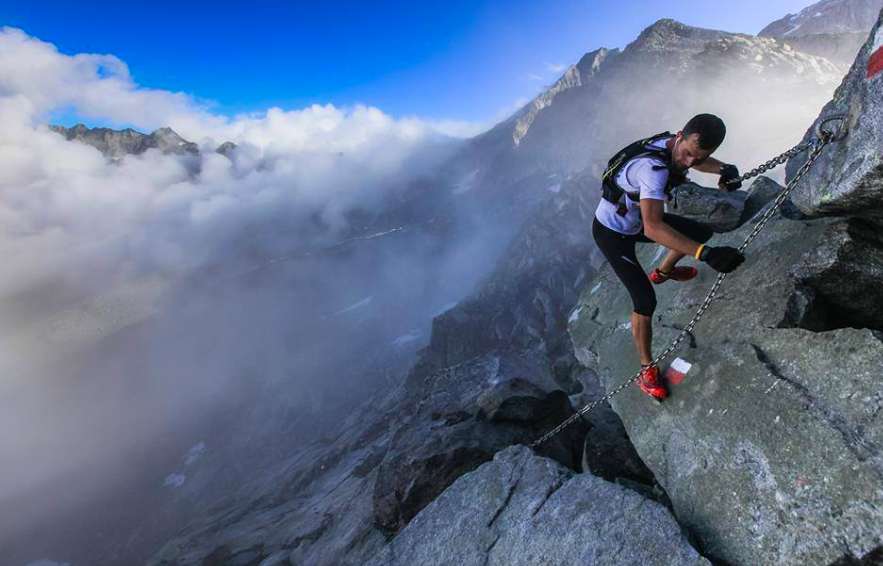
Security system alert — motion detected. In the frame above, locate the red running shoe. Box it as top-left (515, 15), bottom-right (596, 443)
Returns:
top-left (649, 266), bottom-right (698, 285)
top-left (637, 364), bottom-right (668, 401)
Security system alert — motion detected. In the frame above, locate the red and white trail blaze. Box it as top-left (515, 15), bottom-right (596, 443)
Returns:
top-left (665, 357), bottom-right (692, 385)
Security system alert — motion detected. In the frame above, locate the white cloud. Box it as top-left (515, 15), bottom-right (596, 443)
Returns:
top-left (0, 27), bottom-right (472, 308)
top-left (0, 26), bottom-right (500, 547)
top-left (0, 26), bottom-right (542, 555)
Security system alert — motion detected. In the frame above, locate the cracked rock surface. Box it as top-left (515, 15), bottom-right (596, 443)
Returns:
top-left (570, 188), bottom-right (883, 564)
top-left (364, 444), bottom-right (710, 566)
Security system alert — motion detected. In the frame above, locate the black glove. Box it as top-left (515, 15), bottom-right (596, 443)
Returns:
top-left (699, 245), bottom-right (745, 273)
top-left (719, 164), bottom-right (741, 191)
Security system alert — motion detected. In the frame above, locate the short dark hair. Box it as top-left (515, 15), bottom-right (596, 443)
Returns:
top-left (683, 113), bottom-right (726, 151)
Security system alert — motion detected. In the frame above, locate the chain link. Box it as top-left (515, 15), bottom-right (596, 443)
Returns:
top-left (527, 117), bottom-right (845, 450)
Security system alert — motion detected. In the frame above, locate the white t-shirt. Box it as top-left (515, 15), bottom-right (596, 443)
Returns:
top-left (594, 136), bottom-right (672, 235)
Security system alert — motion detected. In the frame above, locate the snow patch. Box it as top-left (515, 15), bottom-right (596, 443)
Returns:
top-left (392, 330), bottom-right (422, 346)
top-left (433, 301), bottom-right (458, 317)
top-left (453, 169), bottom-right (480, 195)
top-left (184, 441), bottom-right (206, 467)
top-left (568, 306), bottom-right (583, 323)
top-left (783, 23), bottom-right (802, 37)
top-left (546, 183), bottom-right (561, 193)
top-left (873, 27), bottom-right (883, 52)
top-left (164, 473), bottom-right (186, 488)
top-left (590, 281), bottom-right (603, 294)
top-left (333, 295), bottom-right (373, 316)
top-left (432, 301), bottom-right (457, 317)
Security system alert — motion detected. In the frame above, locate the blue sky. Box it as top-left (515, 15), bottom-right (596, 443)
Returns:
top-left (2, 0), bottom-right (817, 126)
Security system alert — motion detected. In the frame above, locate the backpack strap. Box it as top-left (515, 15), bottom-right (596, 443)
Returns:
top-left (601, 132), bottom-right (675, 205)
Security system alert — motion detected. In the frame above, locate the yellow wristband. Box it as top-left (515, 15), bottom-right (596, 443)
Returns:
top-left (694, 244), bottom-right (705, 260)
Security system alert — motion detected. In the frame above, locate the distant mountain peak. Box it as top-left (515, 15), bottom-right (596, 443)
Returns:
top-left (575, 47), bottom-right (619, 80)
top-left (512, 47), bottom-right (619, 147)
top-left (627, 18), bottom-right (733, 54)
top-left (759, 0), bottom-right (883, 38)
top-left (50, 123), bottom-right (200, 159)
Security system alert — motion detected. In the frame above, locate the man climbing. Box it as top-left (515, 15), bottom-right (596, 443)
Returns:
top-left (591, 113), bottom-right (746, 401)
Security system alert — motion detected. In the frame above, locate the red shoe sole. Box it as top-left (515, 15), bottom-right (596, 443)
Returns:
top-left (650, 266), bottom-right (698, 284)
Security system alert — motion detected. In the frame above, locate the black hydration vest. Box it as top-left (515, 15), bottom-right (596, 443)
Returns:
top-left (600, 131), bottom-right (688, 216)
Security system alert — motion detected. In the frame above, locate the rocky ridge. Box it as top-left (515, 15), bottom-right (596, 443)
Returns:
top-left (760, 0), bottom-right (883, 38)
top-left (759, 0), bottom-right (883, 67)
top-left (49, 123), bottom-right (215, 159)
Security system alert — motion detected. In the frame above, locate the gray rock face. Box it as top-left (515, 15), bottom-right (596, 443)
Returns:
top-left (694, 34), bottom-right (843, 82)
top-left (216, 141), bottom-right (237, 156)
top-left (513, 48), bottom-right (618, 147)
top-left (787, 217), bottom-right (883, 331)
top-left (375, 349), bottom-right (587, 534)
top-left (144, 385), bottom-right (401, 566)
top-left (143, 349), bottom-right (588, 566)
top-left (422, 170), bottom-right (601, 371)
top-left (780, 31), bottom-right (871, 68)
top-left (760, 0), bottom-right (883, 38)
top-left (741, 176), bottom-right (785, 225)
top-left (626, 18), bottom-right (731, 59)
top-left (365, 444), bottom-right (711, 566)
top-left (671, 182), bottom-right (747, 232)
top-left (786, 9), bottom-right (883, 219)
top-left (49, 124), bottom-right (200, 158)
top-left (569, 196), bottom-right (883, 564)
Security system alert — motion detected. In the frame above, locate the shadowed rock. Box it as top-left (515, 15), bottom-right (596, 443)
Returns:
top-left (364, 444), bottom-right (711, 566)
top-left (373, 349), bottom-right (587, 534)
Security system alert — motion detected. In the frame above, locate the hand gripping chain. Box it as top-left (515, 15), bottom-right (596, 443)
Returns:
top-left (527, 114), bottom-right (848, 450)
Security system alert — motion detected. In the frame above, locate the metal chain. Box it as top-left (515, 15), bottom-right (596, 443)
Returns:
top-left (527, 114), bottom-right (847, 449)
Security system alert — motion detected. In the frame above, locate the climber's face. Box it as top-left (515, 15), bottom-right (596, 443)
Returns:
top-left (670, 132), bottom-right (713, 170)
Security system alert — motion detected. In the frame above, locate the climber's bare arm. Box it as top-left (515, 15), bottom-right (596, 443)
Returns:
top-left (691, 156), bottom-right (726, 174)
top-left (641, 198), bottom-right (702, 257)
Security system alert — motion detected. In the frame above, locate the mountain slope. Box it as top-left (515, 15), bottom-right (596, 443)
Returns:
top-left (760, 0), bottom-right (883, 37)
top-left (134, 12), bottom-right (868, 566)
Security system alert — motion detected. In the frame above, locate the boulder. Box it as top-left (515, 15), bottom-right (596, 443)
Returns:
top-left (671, 182), bottom-right (746, 232)
top-left (364, 444), bottom-right (711, 566)
top-left (786, 10), bottom-right (883, 218)
top-left (740, 176), bottom-right (785, 226)
top-left (787, 217), bottom-right (883, 331)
